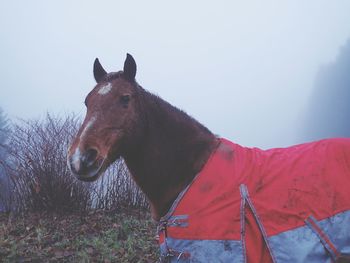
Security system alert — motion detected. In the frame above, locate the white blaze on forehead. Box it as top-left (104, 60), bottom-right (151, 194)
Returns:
top-left (98, 83), bottom-right (112, 95)
top-left (80, 116), bottom-right (96, 141)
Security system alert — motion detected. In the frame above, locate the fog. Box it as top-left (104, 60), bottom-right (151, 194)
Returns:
top-left (1, 1), bottom-right (350, 149)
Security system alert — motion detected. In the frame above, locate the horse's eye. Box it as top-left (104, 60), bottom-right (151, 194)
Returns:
top-left (120, 94), bottom-right (130, 106)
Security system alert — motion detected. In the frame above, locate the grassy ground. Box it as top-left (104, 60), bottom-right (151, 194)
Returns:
top-left (0, 208), bottom-right (159, 262)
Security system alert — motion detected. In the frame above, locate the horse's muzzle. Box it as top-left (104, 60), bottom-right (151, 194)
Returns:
top-left (67, 148), bottom-right (104, 182)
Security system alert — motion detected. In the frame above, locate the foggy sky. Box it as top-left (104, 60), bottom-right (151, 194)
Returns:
top-left (1, 1), bottom-right (350, 149)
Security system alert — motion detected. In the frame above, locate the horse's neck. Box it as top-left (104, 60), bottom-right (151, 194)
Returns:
top-left (123, 89), bottom-right (218, 220)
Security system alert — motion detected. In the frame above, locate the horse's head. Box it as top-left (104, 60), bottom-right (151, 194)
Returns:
top-left (67, 54), bottom-right (140, 182)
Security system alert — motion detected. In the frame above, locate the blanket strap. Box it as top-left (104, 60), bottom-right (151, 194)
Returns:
top-left (157, 216), bottom-right (191, 262)
top-left (305, 215), bottom-right (342, 262)
top-left (240, 184), bottom-right (277, 263)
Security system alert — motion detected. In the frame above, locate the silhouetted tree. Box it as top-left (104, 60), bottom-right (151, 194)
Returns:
top-left (301, 39), bottom-right (350, 141)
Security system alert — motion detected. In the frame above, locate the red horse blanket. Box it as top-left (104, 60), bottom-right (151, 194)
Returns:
top-left (158, 138), bottom-right (350, 262)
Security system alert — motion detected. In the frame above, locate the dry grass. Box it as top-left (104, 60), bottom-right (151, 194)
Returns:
top-left (0, 208), bottom-right (158, 262)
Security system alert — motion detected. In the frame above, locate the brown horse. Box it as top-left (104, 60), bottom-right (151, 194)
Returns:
top-left (67, 55), bottom-right (350, 263)
top-left (67, 54), bottom-right (218, 220)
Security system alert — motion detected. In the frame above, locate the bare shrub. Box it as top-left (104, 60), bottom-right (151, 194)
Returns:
top-left (0, 171), bottom-right (12, 213)
top-left (92, 159), bottom-right (149, 211)
top-left (5, 114), bottom-right (92, 213)
top-left (1, 113), bottom-right (149, 214)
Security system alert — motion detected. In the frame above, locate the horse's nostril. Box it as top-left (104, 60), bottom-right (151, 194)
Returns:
top-left (84, 148), bottom-right (98, 165)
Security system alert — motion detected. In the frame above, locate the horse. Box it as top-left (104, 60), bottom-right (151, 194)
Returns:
top-left (67, 54), bottom-right (350, 263)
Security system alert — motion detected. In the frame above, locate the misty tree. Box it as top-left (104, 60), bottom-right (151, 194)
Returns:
top-left (301, 39), bottom-right (350, 141)
top-left (0, 107), bottom-right (9, 167)
top-left (0, 107), bottom-right (10, 211)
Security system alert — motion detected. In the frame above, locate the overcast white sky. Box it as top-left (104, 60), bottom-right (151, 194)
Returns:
top-left (1, 1), bottom-right (350, 149)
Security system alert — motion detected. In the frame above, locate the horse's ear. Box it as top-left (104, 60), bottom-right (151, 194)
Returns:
top-left (123, 53), bottom-right (137, 81)
top-left (93, 58), bottom-right (107, 83)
